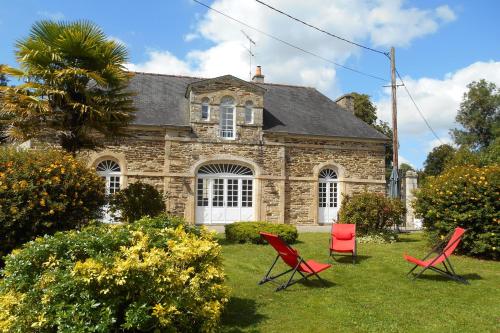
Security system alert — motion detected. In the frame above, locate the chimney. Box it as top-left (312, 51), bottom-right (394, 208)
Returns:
top-left (335, 94), bottom-right (354, 113)
top-left (252, 65), bottom-right (264, 83)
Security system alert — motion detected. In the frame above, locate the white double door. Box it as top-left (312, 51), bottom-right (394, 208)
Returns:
top-left (318, 180), bottom-right (339, 224)
top-left (196, 177), bottom-right (254, 224)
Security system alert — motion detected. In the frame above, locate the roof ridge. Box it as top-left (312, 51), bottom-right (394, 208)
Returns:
top-left (130, 71), bottom-right (314, 89)
top-left (129, 71), bottom-right (205, 80)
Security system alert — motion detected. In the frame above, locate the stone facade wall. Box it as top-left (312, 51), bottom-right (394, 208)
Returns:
top-left (80, 125), bottom-right (386, 225)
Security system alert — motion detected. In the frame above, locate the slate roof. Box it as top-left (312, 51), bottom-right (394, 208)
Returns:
top-left (128, 72), bottom-right (388, 141)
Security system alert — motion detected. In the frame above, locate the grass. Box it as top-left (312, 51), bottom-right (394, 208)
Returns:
top-left (218, 232), bottom-right (500, 333)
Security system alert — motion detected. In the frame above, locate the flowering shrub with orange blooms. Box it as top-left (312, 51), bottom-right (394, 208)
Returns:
top-left (0, 148), bottom-right (105, 259)
top-left (414, 164), bottom-right (499, 259)
top-left (0, 215), bottom-right (228, 332)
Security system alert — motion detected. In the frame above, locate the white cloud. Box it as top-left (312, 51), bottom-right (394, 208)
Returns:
top-left (37, 10), bottom-right (65, 21)
top-left (126, 50), bottom-right (193, 75)
top-left (436, 5), bottom-right (457, 23)
top-left (108, 36), bottom-right (128, 46)
top-left (427, 136), bottom-right (454, 151)
top-left (127, 0), bottom-right (457, 94)
top-left (398, 155), bottom-right (414, 168)
top-left (376, 61), bottom-right (500, 138)
top-left (184, 33), bottom-right (199, 42)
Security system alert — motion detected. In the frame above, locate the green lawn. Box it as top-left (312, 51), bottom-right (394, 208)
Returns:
top-left (219, 233), bottom-right (500, 333)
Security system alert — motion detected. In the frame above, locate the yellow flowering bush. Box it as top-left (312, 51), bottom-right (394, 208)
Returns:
top-left (0, 148), bottom-right (105, 260)
top-left (0, 215), bottom-right (228, 332)
top-left (414, 165), bottom-right (499, 259)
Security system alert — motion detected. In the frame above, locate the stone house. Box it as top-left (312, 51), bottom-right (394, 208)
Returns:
top-left (88, 67), bottom-right (388, 225)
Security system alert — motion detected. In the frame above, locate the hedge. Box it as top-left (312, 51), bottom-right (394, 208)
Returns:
top-left (225, 222), bottom-right (298, 244)
top-left (338, 192), bottom-right (405, 235)
top-left (0, 215), bottom-right (228, 332)
top-left (414, 164), bottom-right (499, 259)
top-left (0, 148), bottom-right (105, 259)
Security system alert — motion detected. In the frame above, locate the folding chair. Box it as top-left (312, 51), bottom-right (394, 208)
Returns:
top-left (329, 224), bottom-right (357, 264)
top-left (404, 227), bottom-right (469, 284)
top-left (259, 232), bottom-right (332, 291)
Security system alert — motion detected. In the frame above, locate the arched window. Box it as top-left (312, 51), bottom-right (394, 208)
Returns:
top-left (318, 168), bottom-right (339, 224)
top-left (201, 97), bottom-right (210, 120)
top-left (220, 96), bottom-right (235, 139)
top-left (244, 101), bottom-right (253, 124)
top-left (96, 160), bottom-right (121, 195)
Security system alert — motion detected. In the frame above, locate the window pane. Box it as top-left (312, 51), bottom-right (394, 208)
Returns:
top-left (197, 179), bottom-right (209, 206)
top-left (319, 182), bottom-right (326, 208)
top-left (212, 179), bottom-right (224, 207)
top-left (201, 104), bottom-right (209, 120)
top-left (227, 179), bottom-right (239, 207)
top-left (245, 106), bottom-right (253, 124)
top-left (220, 106), bottom-right (234, 138)
top-left (242, 179), bottom-right (253, 207)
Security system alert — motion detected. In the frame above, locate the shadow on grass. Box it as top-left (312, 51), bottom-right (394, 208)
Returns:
top-left (331, 254), bottom-right (371, 264)
top-left (220, 297), bottom-right (267, 332)
top-left (410, 272), bottom-right (482, 282)
top-left (396, 237), bottom-right (421, 243)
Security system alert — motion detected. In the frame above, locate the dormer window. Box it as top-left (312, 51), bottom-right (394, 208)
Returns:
top-left (220, 96), bottom-right (235, 139)
top-left (244, 101), bottom-right (253, 124)
top-left (201, 97), bottom-right (210, 120)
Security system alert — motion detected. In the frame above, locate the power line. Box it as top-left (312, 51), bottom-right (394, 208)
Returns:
top-left (192, 0), bottom-right (389, 82)
top-left (395, 69), bottom-right (444, 144)
top-left (254, 0), bottom-right (389, 56)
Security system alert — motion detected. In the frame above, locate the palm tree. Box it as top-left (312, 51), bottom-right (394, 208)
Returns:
top-left (0, 20), bottom-right (135, 153)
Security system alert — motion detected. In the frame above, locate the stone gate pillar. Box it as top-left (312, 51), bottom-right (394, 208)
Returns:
top-left (402, 170), bottom-right (420, 229)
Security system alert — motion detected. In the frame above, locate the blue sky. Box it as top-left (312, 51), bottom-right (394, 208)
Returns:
top-left (1, 0), bottom-right (499, 168)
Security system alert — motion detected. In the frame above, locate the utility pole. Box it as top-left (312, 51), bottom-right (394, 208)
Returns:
top-left (241, 30), bottom-right (256, 80)
top-left (390, 47), bottom-right (399, 174)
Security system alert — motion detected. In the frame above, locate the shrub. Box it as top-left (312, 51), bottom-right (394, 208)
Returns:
top-left (225, 222), bottom-right (298, 244)
top-left (357, 230), bottom-right (399, 244)
top-left (109, 182), bottom-right (165, 222)
top-left (0, 215), bottom-right (228, 332)
top-left (414, 164), bottom-right (499, 259)
top-left (0, 148), bottom-right (105, 259)
top-left (338, 192), bottom-right (406, 235)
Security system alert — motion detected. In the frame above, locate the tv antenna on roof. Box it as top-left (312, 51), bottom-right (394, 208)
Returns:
top-left (241, 30), bottom-right (256, 80)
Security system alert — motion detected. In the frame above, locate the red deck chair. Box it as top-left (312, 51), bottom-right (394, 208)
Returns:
top-left (329, 224), bottom-right (357, 264)
top-left (259, 232), bottom-right (332, 291)
top-left (404, 227), bottom-right (469, 284)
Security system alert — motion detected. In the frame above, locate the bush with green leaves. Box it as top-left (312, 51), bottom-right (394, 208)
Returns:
top-left (414, 164), bottom-right (499, 259)
top-left (338, 192), bottom-right (405, 235)
top-left (109, 181), bottom-right (165, 222)
top-left (0, 215), bottom-right (228, 332)
top-left (225, 222), bottom-right (298, 244)
top-left (0, 148), bottom-right (105, 260)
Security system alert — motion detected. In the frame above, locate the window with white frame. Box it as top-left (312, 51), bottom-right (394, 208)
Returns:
top-left (244, 101), bottom-right (253, 124)
top-left (220, 96), bottom-right (235, 139)
top-left (96, 160), bottom-right (121, 195)
top-left (201, 97), bottom-right (210, 120)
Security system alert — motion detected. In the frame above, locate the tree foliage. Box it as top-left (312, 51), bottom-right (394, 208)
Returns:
top-left (0, 148), bottom-right (105, 260)
top-left (451, 79), bottom-right (500, 150)
top-left (351, 92), bottom-right (377, 126)
top-left (422, 144), bottom-right (456, 178)
top-left (414, 165), bottom-right (499, 259)
top-left (109, 182), bottom-right (165, 223)
top-left (0, 20), bottom-right (136, 153)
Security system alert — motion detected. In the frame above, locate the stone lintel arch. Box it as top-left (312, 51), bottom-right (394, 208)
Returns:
top-left (190, 155), bottom-right (261, 178)
top-left (313, 161), bottom-right (346, 180)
